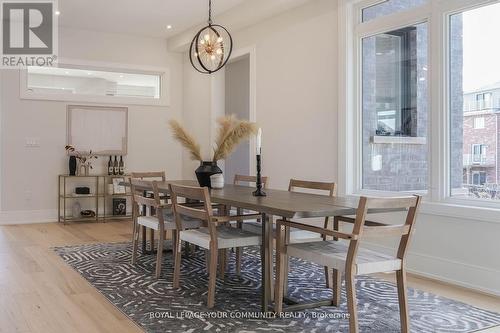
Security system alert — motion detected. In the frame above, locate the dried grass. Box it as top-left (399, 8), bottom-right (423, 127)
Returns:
top-left (212, 116), bottom-right (257, 161)
top-left (168, 120), bottom-right (203, 161)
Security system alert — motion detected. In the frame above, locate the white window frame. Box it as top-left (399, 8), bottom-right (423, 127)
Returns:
top-left (20, 58), bottom-right (170, 106)
top-left (338, 0), bottom-right (500, 222)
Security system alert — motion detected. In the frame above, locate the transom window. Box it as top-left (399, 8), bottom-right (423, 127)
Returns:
top-left (361, 0), bottom-right (428, 22)
top-left (27, 66), bottom-right (161, 99)
top-left (20, 61), bottom-right (169, 106)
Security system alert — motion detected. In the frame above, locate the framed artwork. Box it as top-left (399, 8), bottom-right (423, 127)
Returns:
top-left (112, 198), bottom-right (126, 216)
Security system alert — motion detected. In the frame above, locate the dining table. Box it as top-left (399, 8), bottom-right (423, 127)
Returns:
top-left (121, 179), bottom-right (398, 311)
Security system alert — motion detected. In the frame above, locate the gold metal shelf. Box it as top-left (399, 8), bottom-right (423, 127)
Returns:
top-left (58, 174), bottom-right (133, 224)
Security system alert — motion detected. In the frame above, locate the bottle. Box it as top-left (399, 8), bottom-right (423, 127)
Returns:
top-left (119, 156), bottom-right (124, 175)
top-left (107, 156), bottom-right (113, 175)
top-left (113, 156), bottom-right (118, 175)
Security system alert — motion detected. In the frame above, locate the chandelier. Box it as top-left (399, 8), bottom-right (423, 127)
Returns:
top-left (189, 0), bottom-right (233, 74)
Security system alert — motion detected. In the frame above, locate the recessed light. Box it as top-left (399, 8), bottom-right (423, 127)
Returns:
top-left (119, 75), bottom-right (124, 78)
top-left (55, 10), bottom-right (60, 15)
top-left (166, 25), bottom-right (172, 30)
top-left (87, 72), bottom-right (92, 75)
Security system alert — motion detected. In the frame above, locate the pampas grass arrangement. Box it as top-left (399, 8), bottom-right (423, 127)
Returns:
top-left (168, 116), bottom-right (257, 162)
top-left (168, 120), bottom-right (203, 161)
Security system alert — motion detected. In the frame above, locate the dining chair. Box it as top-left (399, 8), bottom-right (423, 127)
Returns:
top-left (130, 172), bottom-right (168, 253)
top-left (169, 183), bottom-right (262, 308)
top-left (274, 195), bottom-right (422, 333)
top-left (232, 174), bottom-right (268, 275)
top-left (129, 179), bottom-right (201, 279)
top-left (242, 179), bottom-right (337, 290)
top-left (243, 179), bottom-right (336, 242)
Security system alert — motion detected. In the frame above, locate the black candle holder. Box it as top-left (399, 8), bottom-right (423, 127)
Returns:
top-left (253, 154), bottom-right (266, 197)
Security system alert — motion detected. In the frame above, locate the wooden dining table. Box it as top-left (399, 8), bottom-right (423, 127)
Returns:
top-left (121, 179), bottom-right (395, 311)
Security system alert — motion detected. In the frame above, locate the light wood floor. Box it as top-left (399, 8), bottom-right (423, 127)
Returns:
top-left (0, 221), bottom-right (498, 333)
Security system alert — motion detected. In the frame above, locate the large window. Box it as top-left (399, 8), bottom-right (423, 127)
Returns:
top-left (343, 0), bottom-right (500, 212)
top-left (450, 2), bottom-right (500, 201)
top-left (361, 22), bottom-right (428, 192)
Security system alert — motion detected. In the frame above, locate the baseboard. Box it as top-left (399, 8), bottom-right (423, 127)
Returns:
top-left (0, 209), bottom-right (58, 225)
top-left (363, 242), bottom-right (500, 297)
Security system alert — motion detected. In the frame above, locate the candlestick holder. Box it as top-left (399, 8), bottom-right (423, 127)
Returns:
top-left (253, 154), bottom-right (266, 197)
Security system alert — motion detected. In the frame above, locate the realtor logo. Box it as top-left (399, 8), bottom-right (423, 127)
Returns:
top-left (1, 0), bottom-right (58, 67)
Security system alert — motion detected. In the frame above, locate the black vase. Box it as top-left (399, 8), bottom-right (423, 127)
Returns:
top-left (69, 156), bottom-right (77, 176)
top-left (195, 161), bottom-right (222, 188)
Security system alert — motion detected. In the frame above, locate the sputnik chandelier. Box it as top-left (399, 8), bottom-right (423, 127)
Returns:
top-left (189, 0), bottom-right (233, 74)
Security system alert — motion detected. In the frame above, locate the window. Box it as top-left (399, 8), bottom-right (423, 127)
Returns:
top-left (361, 0), bottom-right (428, 22)
top-left (450, 2), bottom-right (500, 201)
top-left (21, 62), bottom-right (169, 106)
top-left (471, 144), bottom-right (487, 163)
top-left (361, 23), bottom-right (428, 192)
top-left (475, 92), bottom-right (492, 110)
top-left (473, 117), bottom-right (485, 129)
top-left (341, 0), bottom-right (500, 214)
top-left (472, 171), bottom-right (487, 185)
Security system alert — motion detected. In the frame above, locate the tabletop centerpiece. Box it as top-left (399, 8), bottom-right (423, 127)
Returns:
top-left (169, 115), bottom-right (257, 187)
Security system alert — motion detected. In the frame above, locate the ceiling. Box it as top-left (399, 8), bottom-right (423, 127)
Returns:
top-left (58, 0), bottom-right (248, 38)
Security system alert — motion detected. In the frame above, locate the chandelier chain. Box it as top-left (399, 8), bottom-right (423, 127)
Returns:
top-left (208, 0), bottom-right (212, 25)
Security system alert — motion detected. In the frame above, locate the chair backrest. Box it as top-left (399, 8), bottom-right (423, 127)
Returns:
top-left (349, 195), bottom-right (422, 262)
top-left (168, 184), bottom-right (213, 230)
top-left (129, 178), bottom-right (162, 209)
top-left (288, 179), bottom-right (337, 197)
top-left (131, 171), bottom-right (166, 181)
top-left (233, 174), bottom-right (269, 189)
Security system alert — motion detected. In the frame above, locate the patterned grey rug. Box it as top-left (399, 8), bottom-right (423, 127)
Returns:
top-left (54, 242), bottom-right (500, 333)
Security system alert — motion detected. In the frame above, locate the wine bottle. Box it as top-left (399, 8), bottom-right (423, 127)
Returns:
top-left (119, 156), bottom-right (124, 175)
top-left (113, 156), bottom-right (118, 175)
top-left (107, 156), bottom-right (113, 175)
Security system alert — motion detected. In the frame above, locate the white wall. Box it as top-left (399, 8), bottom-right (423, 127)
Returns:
top-left (0, 27), bottom-right (184, 223)
top-left (179, 0), bottom-right (500, 296)
top-left (182, 0), bottom-right (338, 188)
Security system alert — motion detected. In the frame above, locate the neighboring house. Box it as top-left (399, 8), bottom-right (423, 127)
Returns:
top-left (462, 82), bottom-right (500, 188)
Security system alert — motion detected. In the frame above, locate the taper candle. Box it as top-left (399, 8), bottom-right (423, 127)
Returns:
top-left (256, 128), bottom-right (262, 155)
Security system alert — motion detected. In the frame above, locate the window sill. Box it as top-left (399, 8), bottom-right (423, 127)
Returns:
top-left (371, 136), bottom-right (427, 145)
top-left (346, 191), bottom-right (500, 224)
top-left (420, 201), bottom-right (500, 224)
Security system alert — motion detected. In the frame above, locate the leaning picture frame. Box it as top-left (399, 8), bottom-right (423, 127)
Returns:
top-left (112, 177), bottom-right (126, 194)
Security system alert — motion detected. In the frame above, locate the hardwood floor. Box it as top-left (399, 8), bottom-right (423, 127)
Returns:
top-left (0, 221), bottom-right (498, 333)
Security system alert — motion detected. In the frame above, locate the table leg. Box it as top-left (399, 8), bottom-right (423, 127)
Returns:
top-left (141, 226), bottom-right (147, 253)
top-left (267, 215), bottom-right (274, 302)
top-left (261, 213), bottom-right (273, 311)
top-left (141, 202), bottom-right (147, 253)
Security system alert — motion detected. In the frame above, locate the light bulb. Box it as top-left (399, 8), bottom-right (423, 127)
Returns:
top-left (210, 55), bottom-right (216, 60)
top-left (204, 34), bottom-right (210, 41)
top-left (217, 37), bottom-right (223, 43)
top-left (200, 39), bottom-right (205, 45)
top-left (216, 49), bottom-right (222, 55)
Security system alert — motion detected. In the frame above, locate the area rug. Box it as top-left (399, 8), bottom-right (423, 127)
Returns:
top-left (54, 242), bottom-right (500, 333)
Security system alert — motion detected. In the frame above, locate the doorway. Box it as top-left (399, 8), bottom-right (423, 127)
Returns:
top-left (224, 55), bottom-right (250, 183)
